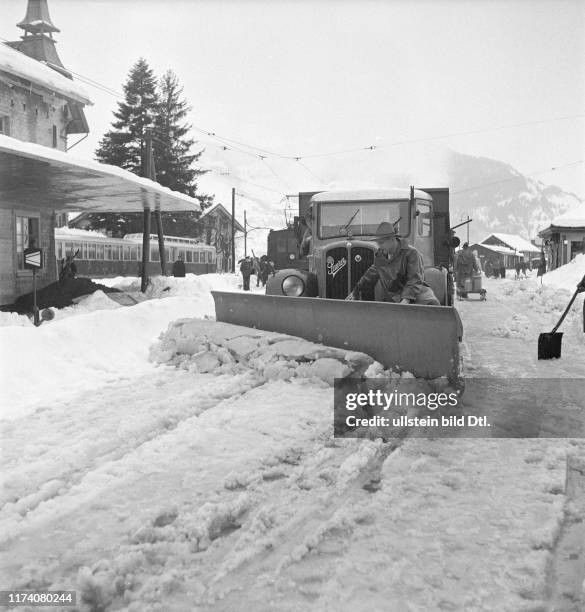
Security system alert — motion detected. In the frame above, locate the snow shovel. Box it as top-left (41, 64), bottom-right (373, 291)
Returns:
top-left (538, 274), bottom-right (585, 359)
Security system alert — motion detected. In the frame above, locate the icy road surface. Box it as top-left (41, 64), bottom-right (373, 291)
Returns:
top-left (1, 270), bottom-right (584, 611)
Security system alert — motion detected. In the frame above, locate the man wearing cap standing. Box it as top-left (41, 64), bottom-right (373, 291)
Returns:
top-left (346, 221), bottom-right (440, 305)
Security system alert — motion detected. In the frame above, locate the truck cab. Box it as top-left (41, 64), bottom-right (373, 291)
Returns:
top-left (266, 187), bottom-right (454, 305)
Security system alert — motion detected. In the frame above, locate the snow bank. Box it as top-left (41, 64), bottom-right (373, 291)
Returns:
top-left (149, 318), bottom-right (376, 385)
top-left (489, 274), bottom-right (585, 347)
top-left (94, 272), bottom-right (246, 299)
top-left (0, 296), bottom-right (214, 419)
top-left (542, 253), bottom-right (585, 292)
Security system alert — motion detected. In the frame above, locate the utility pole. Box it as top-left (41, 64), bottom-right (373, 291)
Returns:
top-left (244, 210), bottom-right (247, 258)
top-left (231, 187), bottom-right (236, 273)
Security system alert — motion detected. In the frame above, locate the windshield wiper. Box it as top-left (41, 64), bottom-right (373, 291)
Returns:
top-left (339, 208), bottom-right (359, 234)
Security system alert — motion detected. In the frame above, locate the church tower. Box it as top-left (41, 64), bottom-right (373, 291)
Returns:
top-left (6, 0), bottom-right (89, 134)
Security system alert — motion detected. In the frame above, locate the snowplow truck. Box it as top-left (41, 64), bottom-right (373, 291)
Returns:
top-left (212, 187), bottom-right (463, 382)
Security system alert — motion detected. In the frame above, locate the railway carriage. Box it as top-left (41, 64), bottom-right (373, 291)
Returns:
top-left (55, 229), bottom-right (217, 278)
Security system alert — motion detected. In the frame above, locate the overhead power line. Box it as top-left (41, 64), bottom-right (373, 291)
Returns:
top-left (2, 45), bottom-right (581, 198)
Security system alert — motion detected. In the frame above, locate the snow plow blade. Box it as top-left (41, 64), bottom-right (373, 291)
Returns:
top-left (212, 292), bottom-right (461, 381)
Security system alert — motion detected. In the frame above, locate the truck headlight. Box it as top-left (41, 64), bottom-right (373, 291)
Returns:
top-left (282, 275), bottom-right (305, 296)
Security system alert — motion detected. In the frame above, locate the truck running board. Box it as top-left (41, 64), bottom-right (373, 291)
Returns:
top-left (212, 291), bottom-right (461, 381)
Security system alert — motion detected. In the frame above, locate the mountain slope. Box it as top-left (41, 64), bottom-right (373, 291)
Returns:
top-left (197, 147), bottom-right (584, 255)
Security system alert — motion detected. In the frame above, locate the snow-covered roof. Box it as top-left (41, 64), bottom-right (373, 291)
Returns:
top-left (311, 188), bottom-right (432, 202)
top-left (548, 205), bottom-right (585, 228)
top-left (56, 227), bottom-right (110, 239)
top-left (0, 43), bottom-right (91, 106)
top-left (480, 233), bottom-right (540, 253)
top-left (199, 203), bottom-right (245, 232)
top-left (473, 243), bottom-right (517, 256)
top-left (0, 134), bottom-right (201, 213)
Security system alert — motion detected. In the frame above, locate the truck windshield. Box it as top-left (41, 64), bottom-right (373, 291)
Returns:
top-left (318, 200), bottom-right (410, 239)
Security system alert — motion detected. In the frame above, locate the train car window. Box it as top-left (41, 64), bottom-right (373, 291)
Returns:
top-left (207, 251), bottom-right (213, 263)
top-left (105, 245), bottom-right (112, 260)
top-left (122, 246), bottom-right (129, 261)
top-left (96, 245), bottom-right (104, 260)
top-left (88, 243), bottom-right (96, 259)
top-left (82, 244), bottom-right (88, 259)
top-left (56, 242), bottom-right (62, 259)
top-left (165, 248), bottom-right (171, 261)
top-left (150, 247), bottom-right (159, 262)
top-left (65, 242), bottom-right (73, 255)
top-left (112, 246), bottom-right (120, 260)
top-left (75, 243), bottom-right (82, 254)
top-left (277, 241), bottom-right (286, 253)
top-left (193, 252), bottom-right (200, 263)
top-left (186, 250), bottom-right (192, 263)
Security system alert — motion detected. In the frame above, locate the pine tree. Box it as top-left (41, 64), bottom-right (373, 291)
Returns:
top-left (154, 70), bottom-right (203, 196)
top-left (96, 58), bottom-right (159, 175)
top-left (84, 60), bottom-right (213, 238)
top-left (153, 70), bottom-right (211, 237)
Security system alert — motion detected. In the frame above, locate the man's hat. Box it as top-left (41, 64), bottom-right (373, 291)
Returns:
top-left (373, 221), bottom-right (399, 241)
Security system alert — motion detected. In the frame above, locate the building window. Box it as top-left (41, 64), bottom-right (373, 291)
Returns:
top-left (0, 116), bottom-right (9, 136)
top-left (16, 214), bottom-right (40, 271)
top-left (52, 125), bottom-right (58, 148)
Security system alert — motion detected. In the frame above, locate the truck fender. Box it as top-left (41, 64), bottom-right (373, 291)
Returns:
top-left (266, 269), bottom-right (318, 297)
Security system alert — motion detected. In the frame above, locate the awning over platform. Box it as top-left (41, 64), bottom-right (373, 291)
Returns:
top-left (0, 135), bottom-right (201, 213)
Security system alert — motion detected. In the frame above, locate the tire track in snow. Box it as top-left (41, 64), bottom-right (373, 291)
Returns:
top-left (187, 429), bottom-right (412, 608)
top-left (0, 368), bottom-right (267, 543)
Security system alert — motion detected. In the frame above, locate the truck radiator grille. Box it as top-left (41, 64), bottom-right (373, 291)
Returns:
top-left (325, 247), bottom-right (349, 299)
top-left (350, 246), bottom-right (375, 300)
top-left (325, 246), bottom-right (375, 299)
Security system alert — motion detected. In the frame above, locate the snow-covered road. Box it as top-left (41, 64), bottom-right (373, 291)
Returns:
top-left (1, 268), bottom-right (584, 611)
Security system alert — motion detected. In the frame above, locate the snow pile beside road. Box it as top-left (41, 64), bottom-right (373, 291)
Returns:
top-left (96, 272), bottom-right (245, 299)
top-left (0, 311), bottom-right (31, 327)
top-left (150, 318), bottom-right (375, 384)
top-left (491, 313), bottom-right (531, 339)
top-left (490, 276), bottom-right (585, 348)
top-left (0, 297), bottom-right (217, 419)
top-left (542, 253), bottom-right (585, 292)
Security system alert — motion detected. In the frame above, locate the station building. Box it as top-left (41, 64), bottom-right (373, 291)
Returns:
top-left (0, 0), bottom-right (200, 306)
top-left (538, 208), bottom-right (585, 270)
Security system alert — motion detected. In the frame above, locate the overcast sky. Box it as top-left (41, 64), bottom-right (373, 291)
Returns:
top-left (1, 0), bottom-right (584, 199)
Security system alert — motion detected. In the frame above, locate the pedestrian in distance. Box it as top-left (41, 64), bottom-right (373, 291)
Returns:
top-left (259, 255), bottom-right (273, 287)
top-left (239, 256), bottom-right (252, 291)
top-left (346, 221), bottom-right (440, 305)
top-left (455, 242), bottom-right (479, 299)
top-left (251, 255), bottom-right (262, 287)
top-left (59, 250), bottom-right (78, 281)
top-left (514, 260), bottom-right (521, 280)
top-left (172, 254), bottom-right (186, 278)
